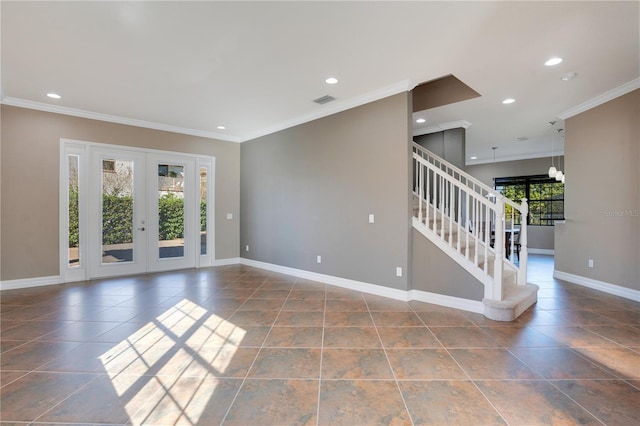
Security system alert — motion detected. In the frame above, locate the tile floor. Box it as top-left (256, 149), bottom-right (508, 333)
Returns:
top-left (0, 255), bottom-right (639, 425)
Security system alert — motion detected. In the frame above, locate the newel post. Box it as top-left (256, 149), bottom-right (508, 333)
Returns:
top-left (518, 198), bottom-right (529, 286)
top-left (418, 164), bottom-right (424, 222)
top-left (490, 195), bottom-right (504, 301)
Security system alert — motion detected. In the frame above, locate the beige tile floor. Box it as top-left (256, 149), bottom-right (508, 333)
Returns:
top-left (0, 255), bottom-right (638, 425)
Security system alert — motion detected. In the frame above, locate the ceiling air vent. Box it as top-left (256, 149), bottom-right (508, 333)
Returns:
top-left (313, 95), bottom-right (336, 105)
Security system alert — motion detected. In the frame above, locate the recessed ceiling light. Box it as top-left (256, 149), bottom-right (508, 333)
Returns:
top-left (46, 93), bottom-right (61, 99)
top-left (470, 156), bottom-right (478, 160)
top-left (217, 125), bottom-right (226, 130)
top-left (545, 57), bottom-right (563, 66)
top-left (502, 98), bottom-right (515, 104)
top-left (516, 136), bottom-right (528, 141)
top-left (325, 77), bottom-right (338, 85)
top-left (416, 118), bottom-right (426, 124)
top-left (561, 72), bottom-right (577, 81)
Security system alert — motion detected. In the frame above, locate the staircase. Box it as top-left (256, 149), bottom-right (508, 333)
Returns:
top-left (412, 143), bottom-right (538, 321)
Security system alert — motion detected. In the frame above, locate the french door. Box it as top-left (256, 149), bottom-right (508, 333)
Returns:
top-left (61, 141), bottom-right (214, 281)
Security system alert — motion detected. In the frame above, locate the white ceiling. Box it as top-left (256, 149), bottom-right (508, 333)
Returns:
top-left (2, 1), bottom-right (638, 163)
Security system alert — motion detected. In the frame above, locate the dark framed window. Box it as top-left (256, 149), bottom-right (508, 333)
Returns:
top-left (102, 159), bottom-right (116, 173)
top-left (494, 175), bottom-right (564, 226)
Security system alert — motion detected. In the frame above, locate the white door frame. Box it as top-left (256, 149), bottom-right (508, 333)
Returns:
top-left (197, 156), bottom-right (215, 268)
top-left (145, 153), bottom-right (196, 273)
top-left (88, 146), bottom-right (147, 278)
top-left (59, 139), bottom-right (216, 282)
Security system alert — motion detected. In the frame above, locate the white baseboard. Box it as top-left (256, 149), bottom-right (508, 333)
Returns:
top-left (240, 258), bottom-right (409, 301)
top-left (214, 257), bottom-right (242, 266)
top-left (554, 270), bottom-right (640, 302)
top-left (528, 249), bottom-right (554, 255)
top-left (1, 260), bottom-right (242, 290)
top-left (409, 289), bottom-right (484, 314)
top-left (239, 258), bottom-right (486, 314)
top-left (0, 259), bottom-right (487, 315)
top-left (0, 275), bottom-right (62, 291)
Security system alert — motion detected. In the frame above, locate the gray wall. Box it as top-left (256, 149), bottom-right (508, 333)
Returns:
top-left (555, 89), bottom-right (639, 291)
top-left (414, 128), bottom-right (465, 170)
top-left (1, 105), bottom-right (241, 281)
top-left (241, 93), bottom-right (412, 290)
top-left (412, 127), bottom-right (486, 298)
top-left (465, 156), bottom-right (561, 251)
top-left (411, 229), bottom-right (484, 300)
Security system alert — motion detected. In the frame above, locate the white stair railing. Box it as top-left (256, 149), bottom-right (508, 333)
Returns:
top-left (412, 143), bottom-right (528, 301)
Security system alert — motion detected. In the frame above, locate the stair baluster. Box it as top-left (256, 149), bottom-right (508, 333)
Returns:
top-left (411, 142), bottom-right (529, 304)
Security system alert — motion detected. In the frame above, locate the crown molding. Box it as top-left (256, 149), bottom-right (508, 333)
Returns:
top-left (240, 80), bottom-right (412, 142)
top-left (413, 120), bottom-right (472, 137)
top-left (1, 97), bottom-right (243, 143)
top-left (2, 80), bottom-right (412, 144)
top-left (558, 78), bottom-right (640, 120)
top-left (465, 149), bottom-right (564, 166)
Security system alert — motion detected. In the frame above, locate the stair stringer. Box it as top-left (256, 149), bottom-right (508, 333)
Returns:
top-left (413, 216), bottom-right (536, 321)
top-left (413, 217), bottom-right (493, 294)
top-left (412, 144), bottom-right (538, 320)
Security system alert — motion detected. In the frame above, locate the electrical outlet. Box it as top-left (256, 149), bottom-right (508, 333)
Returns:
top-left (369, 214), bottom-right (375, 224)
top-left (588, 259), bottom-right (594, 268)
top-left (396, 267), bottom-right (402, 277)
top-left (245, 245), bottom-right (249, 252)
top-left (317, 255), bottom-right (322, 264)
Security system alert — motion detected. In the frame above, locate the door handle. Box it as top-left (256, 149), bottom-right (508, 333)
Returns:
top-left (138, 227), bottom-right (145, 231)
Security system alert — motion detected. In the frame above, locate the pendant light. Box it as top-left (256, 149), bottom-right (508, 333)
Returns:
top-left (548, 121), bottom-right (557, 177)
top-left (555, 128), bottom-right (565, 182)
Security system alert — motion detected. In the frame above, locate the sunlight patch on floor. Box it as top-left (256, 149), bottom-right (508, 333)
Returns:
top-left (99, 299), bottom-right (246, 425)
top-left (571, 346), bottom-right (640, 380)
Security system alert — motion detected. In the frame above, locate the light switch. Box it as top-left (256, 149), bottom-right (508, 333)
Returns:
top-left (227, 213), bottom-right (233, 220)
top-left (369, 214), bottom-right (375, 224)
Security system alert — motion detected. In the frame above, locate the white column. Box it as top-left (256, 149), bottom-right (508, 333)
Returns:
top-left (517, 198), bottom-right (529, 286)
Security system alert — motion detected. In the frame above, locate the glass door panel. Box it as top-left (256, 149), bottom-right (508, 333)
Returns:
top-left (197, 157), bottom-right (214, 267)
top-left (147, 154), bottom-right (196, 273)
top-left (90, 148), bottom-right (146, 278)
top-left (61, 142), bottom-right (89, 283)
top-left (200, 166), bottom-right (207, 256)
top-left (158, 164), bottom-right (185, 259)
top-left (68, 155), bottom-right (80, 268)
top-left (102, 158), bottom-right (135, 264)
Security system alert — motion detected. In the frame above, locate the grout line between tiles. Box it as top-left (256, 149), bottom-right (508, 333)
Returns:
top-left (2, 259), bottom-right (639, 425)
top-left (502, 347), bottom-right (612, 425)
top-left (29, 372), bottom-right (104, 424)
top-left (544, 379), bottom-right (608, 425)
top-left (420, 310), bottom-right (511, 426)
top-left (217, 269), bottom-right (282, 425)
top-left (365, 296), bottom-right (416, 426)
top-left (315, 278), bottom-right (328, 426)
